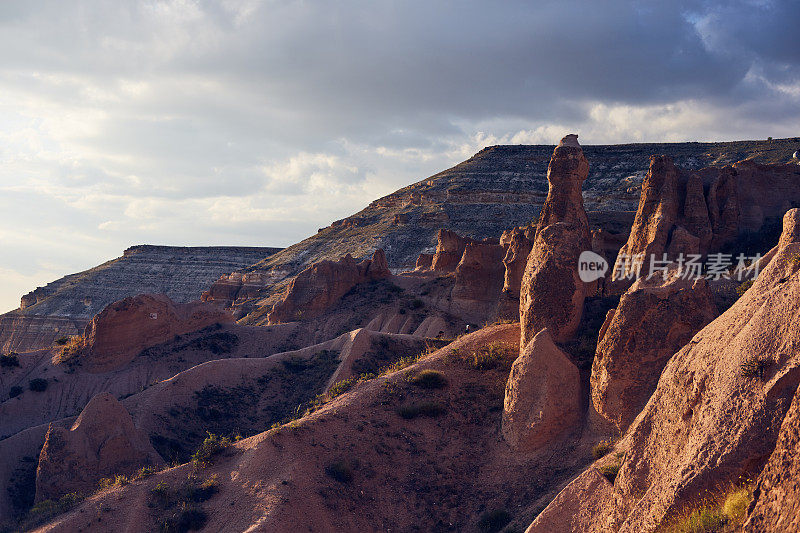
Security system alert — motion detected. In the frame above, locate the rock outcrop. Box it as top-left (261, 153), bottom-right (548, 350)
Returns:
top-left (83, 294), bottom-right (233, 373)
top-left (502, 328), bottom-right (581, 452)
top-left (451, 242), bottom-right (506, 302)
top-left (591, 275), bottom-right (718, 430)
top-left (529, 207), bottom-right (800, 532)
top-left (267, 250), bottom-right (391, 324)
top-left (612, 156), bottom-right (800, 285)
top-left (744, 383), bottom-right (800, 532)
top-left (35, 393), bottom-right (163, 502)
top-left (501, 225), bottom-right (536, 298)
top-left (520, 135), bottom-right (591, 346)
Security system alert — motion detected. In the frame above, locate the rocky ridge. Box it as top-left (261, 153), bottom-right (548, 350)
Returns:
top-left (216, 138), bottom-right (799, 323)
top-left (0, 245), bottom-right (279, 352)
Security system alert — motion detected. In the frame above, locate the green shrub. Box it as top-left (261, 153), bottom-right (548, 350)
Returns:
top-left (158, 503), bottom-right (207, 533)
top-left (464, 343), bottom-right (516, 371)
top-left (185, 476), bottom-right (219, 503)
top-left (592, 440), bottom-right (613, 460)
top-left (9, 386), bottom-right (23, 398)
top-left (409, 369), bottom-right (448, 389)
top-left (325, 460), bottom-right (354, 483)
top-left (598, 463), bottom-right (621, 483)
top-left (28, 378), bottom-right (48, 392)
top-left (740, 355), bottom-right (770, 379)
top-left (191, 432), bottom-right (232, 468)
top-left (0, 352), bottom-right (20, 368)
top-left (478, 509), bottom-right (512, 533)
top-left (397, 401), bottom-right (446, 419)
top-left (54, 336), bottom-right (84, 365)
top-left (736, 279), bottom-right (754, 298)
top-left (19, 492), bottom-right (84, 530)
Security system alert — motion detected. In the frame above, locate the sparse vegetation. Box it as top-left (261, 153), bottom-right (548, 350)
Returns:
top-left (397, 401), bottom-right (447, 419)
top-left (735, 279), bottom-right (754, 298)
top-left (0, 352), bottom-right (20, 368)
top-left (16, 492), bottom-right (84, 531)
top-left (740, 355), bottom-right (771, 379)
top-left (409, 369), bottom-right (448, 389)
top-left (149, 476), bottom-right (218, 532)
top-left (661, 484), bottom-right (754, 533)
top-left (462, 342), bottom-right (516, 371)
top-left (477, 509), bottom-right (512, 533)
top-left (53, 335), bottom-right (84, 365)
top-left (191, 432), bottom-right (232, 468)
top-left (8, 385), bottom-right (23, 398)
top-left (54, 336), bottom-right (70, 346)
top-left (28, 378), bottom-right (48, 392)
top-left (598, 452), bottom-right (625, 483)
top-left (592, 440), bottom-right (613, 460)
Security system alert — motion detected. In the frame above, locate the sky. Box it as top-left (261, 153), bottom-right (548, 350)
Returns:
top-left (1, 0), bottom-right (799, 313)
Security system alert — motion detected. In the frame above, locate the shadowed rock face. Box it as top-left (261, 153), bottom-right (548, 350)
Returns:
top-left (502, 328), bottom-right (581, 452)
top-left (612, 156), bottom-right (800, 286)
top-left (744, 382), bottom-right (800, 532)
top-left (35, 392), bottom-right (163, 503)
top-left (520, 135), bottom-right (591, 346)
top-left (591, 275), bottom-right (718, 431)
top-left (267, 250), bottom-right (391, 325)
top-left (82, 294), bottom-right (233, 373)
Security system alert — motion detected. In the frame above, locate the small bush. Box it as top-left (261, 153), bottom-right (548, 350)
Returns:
top-left (325, 460), bottom-right (354, 483)
top-left (397, 401), bottom-right (446, 419)
top-left (185, 476), bottom-right (218, 503)
top-left (0, 352), bottom-right (20, 368)
top-left (28, 378), bottom-right (48, 392)
top-left (740, 355), bottom-right (770, 379)
top-left (191, 432), bottom-right (232, 468)
top-left (736, 279), bottom-right (754, 298)
top-left (158, 503), bottom-right (207, 533)
top-left (478, 509), bottom-right (512, 533)
top-left (464, 343), bottom-right (516, 371)
top-left (409, 369), bottom-right (448, 389)
top-left (722, 485), bottom-right (752, 524)
top-left (592, 440), bottom-right (613, 460)
top-left (598, 463), bottom-right (621, 483)
top-left (19, 492), bottom-right (84, 530)
top-left (54, 337), bottom-right (70, 346)
top-left (9, 385), bottom-right (23, 398)
top-left (53, 336), bottom-right (84, 365)
top-left (666, 506), bottom-right (726, 533)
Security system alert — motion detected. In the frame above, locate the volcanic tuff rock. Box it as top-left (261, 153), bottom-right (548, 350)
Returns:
top-left (590, 275), bottom-right (718, 431)
top-left (744, 383), bottom-right (800, 532)
top-left (612, 155), bottom-right (800, 284)
top-left (35, 392), bottom-right (163, 503)
top-left (82, 294), bottom-right (233, 373)
top-left (266, 249), bottom-right (391, 325)
top-left (520, 135), bottom-right (591, 346)
top-left (1, 245), bottom-right (279, 352)
top-left (221, 138), bottom-right (798, 324)
top-left (502, 328), bottom-right (581, 452)
top-left (529, 207), bottom-right (800, 532)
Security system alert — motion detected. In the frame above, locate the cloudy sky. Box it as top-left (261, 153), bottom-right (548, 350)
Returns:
top-left (1, 0), bottom-right (799, 313)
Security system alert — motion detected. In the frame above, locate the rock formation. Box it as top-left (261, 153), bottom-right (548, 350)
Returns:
top-left (451, 242), bottom-right (506, 302)
top-left (267, 250), bottom-right (391, 324)
top-left (501, 225), bottom-right (535, 298)
top-left (590, 275), bottom-right (718, 430)
top-left (502, 328), bottom-right (581, 452)
top-left (529, 207), bottom-right (800, 532)
top-left (35, 392), bottom-right (163, 502)
top-left (744, 383), bottom-right (800, 532)
top-left (520, 135), bottom-right (591, 345)
top-left (612, 156), bottom-right (800, 285)
top-left (83, 294), bottom-right (233, 373)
